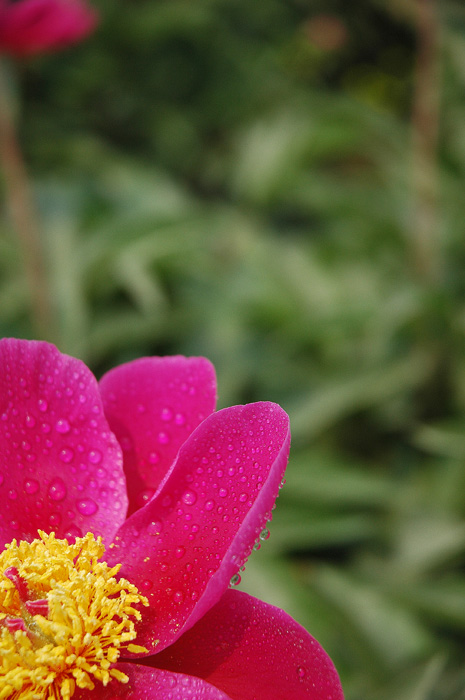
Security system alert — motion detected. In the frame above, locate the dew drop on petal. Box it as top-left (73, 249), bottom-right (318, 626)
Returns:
top-left (181, 490), bottom-right (197, 506)
top-left (175, 546), bottom-right (186, 559)
top-left (48, 512), bottom-right (62, 528)
top-left (76, 498), bottom-right (98, 516)
top-left (38, 399), bottom-right (48, 413)
top-left (55, 419), bottom-right (70, 434)
top-left (48, 478), bottom-right (67, 502)
top-left (59, 448), bottom-right (74, 463)
top-left (175, 413), bottom-right (186, 426)
top-left (88, 449), bottom-right (102, 465)
top-left (8, 489), bottom-right (17, 500)
top-left (205, 499), bottom-right (214, 511)
top-left (24, 479), bottom-right (39, 495)
top-left (148, 520), bottom-right (163, 536)
top-left (297, 666), bottom-right (306, 680)
top-left (136, 489), bottom-right (155, 508)
top-left (230, 573), bottom-right (241, 586)
top-left (157, 432), bottom-right (170, 445)
top-left (148, 452), bottom-right (160, 465)
top-left (64, 524), bottom-right (82, 542)
top-left (25, 415), bottom-right (36, 428)
top-left (161, 408), bottom-right (173, 422)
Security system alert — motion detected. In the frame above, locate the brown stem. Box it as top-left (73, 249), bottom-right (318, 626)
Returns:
top-left (410, 0), bottom-right (441, 285)
top-left (0, 62), bottom-right (54, 338)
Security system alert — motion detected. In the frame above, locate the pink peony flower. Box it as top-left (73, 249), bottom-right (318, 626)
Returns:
top-left (0, 338), bottom-right (344, 700)
top-left (0, 0), bottom-right (97, 56)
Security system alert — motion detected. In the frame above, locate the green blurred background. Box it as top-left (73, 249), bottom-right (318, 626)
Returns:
top-left (3, 0), bottom-right (465, 697)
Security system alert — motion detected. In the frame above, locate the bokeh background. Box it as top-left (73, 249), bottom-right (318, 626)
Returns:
top-left (2, 1), bottom-right (465, 698)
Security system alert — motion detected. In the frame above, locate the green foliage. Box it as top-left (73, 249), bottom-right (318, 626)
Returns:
top-left (3, 1), bottom-right (465, 698)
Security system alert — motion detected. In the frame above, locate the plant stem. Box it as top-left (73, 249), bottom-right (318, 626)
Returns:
top-left (410, 0), bottom-right (441, 286)
top-left (0, 61), bottom-right (54, 339)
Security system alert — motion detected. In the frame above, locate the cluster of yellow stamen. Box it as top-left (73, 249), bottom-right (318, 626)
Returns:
top-left (0, 531), bottom-right (149, 700)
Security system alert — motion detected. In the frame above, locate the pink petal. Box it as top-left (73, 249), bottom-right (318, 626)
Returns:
top-left (74, 664), bottom-right (233, 700)
top-left (0, 0), bottom-right (97, 56)
top-left (0, 339), bottom-right (127, 547)
top-left (99, 355), bottom-right (216, 514)
top-left (155, 589), bottom-right (344, 700)
top-left (106, 402), bottom-right (290, 653)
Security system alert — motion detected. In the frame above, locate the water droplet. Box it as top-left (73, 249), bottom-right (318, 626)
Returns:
top-left (76, 498), bottom-right (98, 516)
top-left (8, 489), bottom-right (17, 500)
top-left (175, 413), bottom-right (186, 426)
top-left (48, 478), bottom-right (67, 502)
top-left (181, 490), bottom-right (197, 506)
top-left (239, 492), bottom-right (248, 503)
top-left (64, 524), bottom-right (82, 542)
top-left (205, 499), bottom-right (214, 511)
top-left (141, 579), bottom-right (153, 591)
top-left (260, 527), bottom-right (270, 541)
top-left (161, 408), bottom-right (173, 422)
top-left (148, 452), bottom-right (159, 465)
top-left (24, 479), bottom-right (39, 495)
top-left (38, 399), bottom-right (48, 413)
top-left (136, 489), bottom-right (155, 508)
top-left (88, 449), bottom-right (102, 464)
top-left (230, 573), bottom-right (241, 586)
top-left (59, 448), bottom-right (74, 463)
top-left (158, 432), bottom-right (170, 445)
top-left (25, 415), bottom-right (36, 428)
top-left (173, 590), bottom-right (184, 603)
top-left (297, 666), bottom-right (306, 680)
top-left (175, 546), bottom-right (186, 560)
top-left (48, 513), bottom-right (61, 528)
top-left (55, 419), bottom-right (70, 434)
top-left (148, 520), bottom-right (162, 535)
top-left (218, 488), bottom-right (228, 498)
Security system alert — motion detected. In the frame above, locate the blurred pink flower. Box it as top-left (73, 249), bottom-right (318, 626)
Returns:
top-left (0, 339), bottom-right (344, 700)
top-left (0, 0), bottom-right (97, 56)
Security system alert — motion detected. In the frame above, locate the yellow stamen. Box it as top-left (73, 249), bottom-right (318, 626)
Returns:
top-left (0, 531), bottom-right (149, 700)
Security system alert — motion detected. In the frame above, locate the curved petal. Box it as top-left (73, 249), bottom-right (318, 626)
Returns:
top-left (100, 355), bottom-right (216, 514)
top-left (0, 339), bottom-right (127, 547)
top-left (154, 589), bottom-right (344, 700)
top-left (74, 664), bottom-right (233, 700)
top-left (106, 402), bottom-right (290, 653)
top-left (0, 0), bottom-right (97, 56)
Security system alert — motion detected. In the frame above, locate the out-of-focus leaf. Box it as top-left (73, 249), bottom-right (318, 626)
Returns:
top-left (310, 566), bottom-right (433, 668)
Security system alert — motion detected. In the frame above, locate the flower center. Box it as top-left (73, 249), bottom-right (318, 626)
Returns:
top-left (0, 531), bottom-right (149, 700)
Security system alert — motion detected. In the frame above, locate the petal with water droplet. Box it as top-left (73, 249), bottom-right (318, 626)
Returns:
top-left (73, 664), bottom-right (232, 700)
top-left (105, 402), bottom-right (290, 653)
top-left (154, 589), bottom-right (344, 700)
top-left (0, 339), bottom-right (127, 546)
top-left (99, 356), bottom-right (217, 515)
